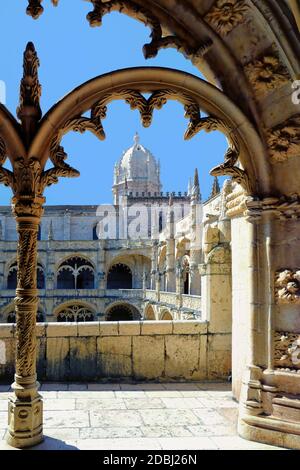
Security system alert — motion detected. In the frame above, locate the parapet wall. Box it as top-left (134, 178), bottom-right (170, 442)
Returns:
top-left (0, 321), bottom-right (231, 382)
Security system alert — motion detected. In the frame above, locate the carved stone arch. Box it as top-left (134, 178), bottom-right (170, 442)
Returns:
top-left (54, 301), bottom-right (96, 322)
top-left (160, 309), bottom-right (173, 321)
top-left (105, 301), bottom-right (141, 321)
top-left (30, 67), bottom-right (270, 196)
top-left (144, 303), bottom-right (156, 320)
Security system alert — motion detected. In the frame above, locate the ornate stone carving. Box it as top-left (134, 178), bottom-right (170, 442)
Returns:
top-left (274, 332), bottom-right (300, 370)
top-left (26, 0), bottom-right (44, 19)
top-left (85, 0), bottom-right (213, 61)
top-left (275, 269), bottom-right (300, 304)
top-left (17, 42), bottom-right (42, 125)
top-left (185, 115), bottom-right (252, 194)
top-left (267, 115), bottom-right (300, 164)
top-left (204, 0), bottom-right (249, 37)
top-left (244, 55), bottom-right (290, 96)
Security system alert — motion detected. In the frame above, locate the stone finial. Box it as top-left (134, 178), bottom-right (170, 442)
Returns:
top-left (134, 132), bottom-right (140, 145)
top-left (210, 176), bottom-right (220, 198)
top-left (191, 168), bottom-right (201, 202)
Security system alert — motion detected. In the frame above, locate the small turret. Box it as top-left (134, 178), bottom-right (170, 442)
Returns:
top-left (210, 176), bottom-right (220, 199)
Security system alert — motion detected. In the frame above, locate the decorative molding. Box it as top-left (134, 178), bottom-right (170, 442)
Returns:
top-left (85, 0), bottom-right (213, 61)
top-left (204, 0), bottom-right (249, 37)
top-left (185, 115), bottom-right (252, 194)
top-left (244, 54), bottom-right (290, 96)
top-left (274, 331), bottom-right (300, 370)
top-left (275, 269), bottom-right (300, 304)
top-left (267, 115), bottom-right (300, 164)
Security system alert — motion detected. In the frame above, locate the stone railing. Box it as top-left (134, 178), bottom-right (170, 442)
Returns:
top-left (0, 321), bottom-right (231, 382)
top-left (182, 295), bottom-right (202, 311)
top-left (144, 290), bottom-right (201, 313)
top-left (105, 289), bottom-right (144, 299)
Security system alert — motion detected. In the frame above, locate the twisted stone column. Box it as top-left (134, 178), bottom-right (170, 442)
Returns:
top-left (6, 196), bottom-right (44, 448)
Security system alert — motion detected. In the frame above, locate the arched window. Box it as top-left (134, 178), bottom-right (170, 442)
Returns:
top-left (37, 225), bottom-right (41, 241)
top-left (161, 311), bottom-right (173, 320)
top-left (159, 211), bottom-right (163, 233)
top-left (107, 263), bottom-right (132, 289)
top-left (106, 303), bottom-right (141, 321)
top-left (56, 304), bottom-right (95, 322)
top-left (37, 265), bottom-right (45, 289)
top-left (93, 224), bottom-right (98, 240)
top-left (182, 257), bottom-right (190, 295)
top-left (57, 256), bottom-right (95, 289)
top-left (7, 262), bottom-right (45, 289)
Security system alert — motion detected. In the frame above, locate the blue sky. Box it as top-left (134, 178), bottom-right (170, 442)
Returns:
top-left (0, 1), bottom-right (227, 205)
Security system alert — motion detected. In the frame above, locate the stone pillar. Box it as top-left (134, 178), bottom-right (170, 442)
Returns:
top-left (63, 211), bottom-right (70, 240)
top-left (151, 241), bottom-right (158, 290)
top-left (189, 248), bottom-right (201, 295)
top-left (166, 238), bottom-right (176, 292)
top-left (155, 271), bottom-right (161, 302)
top-left (6, 195), bottom-right (44, 448)
top-left (97, 240), bottom-right (106, 290)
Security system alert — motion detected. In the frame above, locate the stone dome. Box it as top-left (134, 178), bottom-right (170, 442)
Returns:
top-left (116, 133), bottom-right (160, 185)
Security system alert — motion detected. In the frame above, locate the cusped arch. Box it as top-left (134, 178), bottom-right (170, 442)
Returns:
top-left (54, 301), bottom-right (96, 322)
top-left (160, 309), bottom-right (173, 321)
top-left (105, 301), bottom-right (141, 321)
top-left (144, 304), bottom-right (156, 320)
top-left (30, 67), bottom-right (270, 196)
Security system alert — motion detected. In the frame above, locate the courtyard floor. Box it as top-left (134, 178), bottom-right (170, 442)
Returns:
top-left (0, 382), bottom-right (284, 450)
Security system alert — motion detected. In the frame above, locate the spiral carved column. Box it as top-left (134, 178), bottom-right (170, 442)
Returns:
top-left (6, 196), bottom-right (44, 448)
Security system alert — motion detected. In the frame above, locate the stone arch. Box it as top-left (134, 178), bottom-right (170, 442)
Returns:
top-left (160, 309), bottom-right (173, 321)
top-left (107, 263), bottom-right (133, 290)
top-left (54, 301), bottom-right (96, 322)
top-left (144, 304), bottom-right (156, 320)
top-left (30, 67), bottom-right (270, 196)
top-left (105, 301), bottom-right (141, 321)
top-left (56, 255), bottom-right (95, 289)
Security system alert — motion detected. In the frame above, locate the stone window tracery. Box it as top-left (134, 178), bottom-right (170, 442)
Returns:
top-left (56, 304), bottom-right (95, 322)
top-left (57, 256), bottom-right (95, 289)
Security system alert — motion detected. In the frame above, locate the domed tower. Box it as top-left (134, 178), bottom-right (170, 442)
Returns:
top-left (113, 133), bottom-right (162, 204)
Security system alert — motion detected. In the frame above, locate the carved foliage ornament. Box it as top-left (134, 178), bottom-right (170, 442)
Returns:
top-left (17, 42), bottom-right (42, 121)
top-left (204, 0), bottom-right (249, 37)
top-left (274, 332), bottom-right (300, 370)
top-left (267, 115), bottom-right (300, 164)
top-left (244, 55), bottom-right (290, 97)
top-left (275, 269), bottom-right (300, 304)
top-left (185, 115), bottom-right (252, 194)
top-left (26, 1), bottom-right (213, 61)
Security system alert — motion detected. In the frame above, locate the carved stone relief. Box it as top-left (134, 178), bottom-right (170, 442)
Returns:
top-left (274, 331), bottom-right (300, 370)
top-left (204, 0), bottom-right (249, 37)
top-left (267, 115), bottom-right (300, 164)
top-left (244, 54), bottom-right (290, 97)
top-left (275, 269), bottom-right (300, 304)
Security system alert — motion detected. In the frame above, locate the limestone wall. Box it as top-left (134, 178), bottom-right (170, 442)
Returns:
top-left (0, 321), bottom-right (231, 383)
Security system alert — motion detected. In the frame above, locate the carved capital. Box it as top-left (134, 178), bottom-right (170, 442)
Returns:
top-left (275, 269), bottom-right (300, 304)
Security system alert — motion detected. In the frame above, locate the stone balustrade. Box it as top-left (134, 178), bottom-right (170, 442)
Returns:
top-left (0, 321), bottom-right (231, 382)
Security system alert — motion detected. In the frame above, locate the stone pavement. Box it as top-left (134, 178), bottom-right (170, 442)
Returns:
top-left (0, 382), bottom-right (284, 450)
